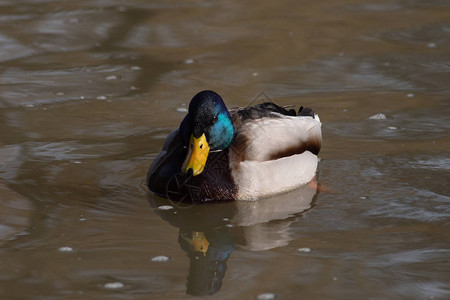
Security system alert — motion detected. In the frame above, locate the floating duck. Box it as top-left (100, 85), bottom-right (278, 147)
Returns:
top-left (146, 90), bottom-right (322, 203)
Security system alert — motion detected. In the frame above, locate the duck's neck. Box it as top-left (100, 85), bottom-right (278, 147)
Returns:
top-left (208, 113), bottom-right (235, 150)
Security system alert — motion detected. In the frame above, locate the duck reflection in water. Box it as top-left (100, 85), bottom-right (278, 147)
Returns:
top-left (149, 182), bottom-right (318, 296)
top-left (179, 229), bottom-right (233, 295)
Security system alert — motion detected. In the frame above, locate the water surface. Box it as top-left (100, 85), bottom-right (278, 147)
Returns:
top-left (0, 0), bottom-right (449, 299)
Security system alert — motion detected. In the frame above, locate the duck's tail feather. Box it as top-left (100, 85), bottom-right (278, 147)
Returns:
top-left (298, 106), bottom-right (315, 118)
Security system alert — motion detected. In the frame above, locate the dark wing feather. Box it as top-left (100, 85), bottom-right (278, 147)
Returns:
top-left (230, 102), bottom-right (296, 123)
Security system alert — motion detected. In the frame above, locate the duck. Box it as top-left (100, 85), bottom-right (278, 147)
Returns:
top-left (146, 90), bottom-right (322, 203)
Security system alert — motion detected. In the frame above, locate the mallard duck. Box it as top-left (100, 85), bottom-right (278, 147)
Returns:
top-left (146, 90), bottom-right (322, 203)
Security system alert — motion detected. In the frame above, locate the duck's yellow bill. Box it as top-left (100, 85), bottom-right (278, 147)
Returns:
top-left (190, 231), bottom-right (210, 256)
top-left (181, 133), bottom-right (210, 176)
top-left (181, 231), bottom-right (210, 256)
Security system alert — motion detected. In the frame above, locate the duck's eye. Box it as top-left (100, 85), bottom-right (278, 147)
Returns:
top-left (213, 115), bottom-right (218, 122)
top-left (200, 144), bottom-right (203, 149)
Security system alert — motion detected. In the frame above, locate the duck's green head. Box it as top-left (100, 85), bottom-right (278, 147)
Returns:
top-left (179, 90), bottom-right (235, 176)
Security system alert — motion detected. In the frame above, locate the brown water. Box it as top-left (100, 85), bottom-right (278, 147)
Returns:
top-left (1, 0), bottom-right (449, 299)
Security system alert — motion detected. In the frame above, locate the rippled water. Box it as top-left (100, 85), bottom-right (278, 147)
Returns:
top-left (1, 0), bottom-right (449, 299)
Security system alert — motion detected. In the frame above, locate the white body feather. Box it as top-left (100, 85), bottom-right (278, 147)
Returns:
top-left (229, 114), bottom-right (322, 200)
